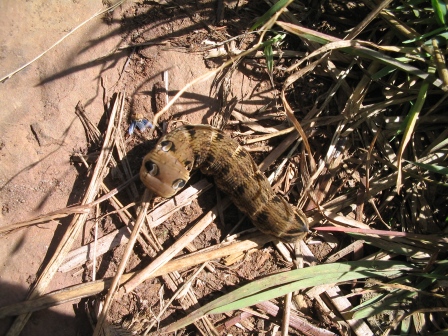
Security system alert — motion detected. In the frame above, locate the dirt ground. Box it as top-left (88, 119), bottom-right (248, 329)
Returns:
top-left (0, 2), bottom-right (127, 334)
top-left (0, 1), bottom-right (286, 335)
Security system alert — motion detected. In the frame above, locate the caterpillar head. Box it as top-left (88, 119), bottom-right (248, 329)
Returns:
top-left (140, 137), bottom-right (194, 198)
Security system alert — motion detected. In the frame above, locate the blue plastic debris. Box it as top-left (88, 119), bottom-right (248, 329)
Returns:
top-left (128, 113), bottom-right (152, 135)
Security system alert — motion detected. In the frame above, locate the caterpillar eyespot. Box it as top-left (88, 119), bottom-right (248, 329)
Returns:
top-left (140, 124), bottom-right (308, 243)
top-left (172, 178), bottom-right (186, 190)
top-left (144, 161), bottom-right (159, 176)
top-left (160, 140), bottom-right (173, 152)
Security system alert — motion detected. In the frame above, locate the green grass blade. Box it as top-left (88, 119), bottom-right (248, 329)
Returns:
top-left (351, 48), bottom-right (443, 88)
top-left (209, 270), bottom-right (401, 315)
top-left (264, 43), bottom-right (274, 74)
top-left (348, 233), bottom-right (435, 257)
top-left (396, 68), bottom-right (432, 191)
top-left (401, 315), bottom-right (412, 333)
top-left (431, 0), bottom-right (447, 25)
top-left (402, 26), bottom-right (447, 44)
top-left (263, 33), bottom-right (285, 74)
top-left (251, 0), bottom-right (292, 30)
top-left (276, 21), bottom-right (444, 88)
top-left (165, 261), bottom-right (416, 332)
top-left (352, 262), bottom-right (448, 319)
top-left (403, 160), bottom-right (448, 175)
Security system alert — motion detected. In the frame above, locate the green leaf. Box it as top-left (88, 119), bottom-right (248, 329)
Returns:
top-left (403, 160), bottom-right (448, 175)
top-left (371, 65), bottom-right (397, 80)
top-left (402, 26), bottom-right (447, 44)
top-left (396, 66), bottom-right (433, 191)
top-left (432, 0), bottom-right (447, 25)
top-left (263, 33), bottom-right (285, 74)
top-left (251, 0), bottom-right (292, 30)
top-left (264, 43), bottom-right (274, 74)
top-left (165, 261), bottom-right (416, 332)
top-left (210, 270), bottom-right (400, 315)
top-left (425, 31), bottom-right (448, 46)
top-left (348, 233), bottom-right (434, 257)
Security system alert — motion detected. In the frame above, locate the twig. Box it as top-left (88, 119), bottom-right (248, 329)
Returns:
top-left (145, 263), bottom-right (209, 333)
top-left (151, 1), bottom-right (290, 128)
top-left (0, 174), bottom-right (139, 234)
top-left (6, 92), bottom-right (123, 336)
top-left (93, 189), bottom-right (152, 336)
top-left (0, 234), bottom-right (272, 320)
top-left (59, 179), bottom-right (212, 273)
top-left (281, 292), bottom-right (292, 336)
top-left (120, 198), bottom-right (232, 295)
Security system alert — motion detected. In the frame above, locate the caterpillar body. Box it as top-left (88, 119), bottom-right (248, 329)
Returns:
top-left (140, 124), bottom-right (308, 243)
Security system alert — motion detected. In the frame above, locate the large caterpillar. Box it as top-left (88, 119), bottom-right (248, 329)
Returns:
top-left (140, 124), bottom-right (308, 243)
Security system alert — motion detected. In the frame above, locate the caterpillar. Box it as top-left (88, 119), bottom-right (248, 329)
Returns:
top-left (140, 124), bottom-right (308, 243)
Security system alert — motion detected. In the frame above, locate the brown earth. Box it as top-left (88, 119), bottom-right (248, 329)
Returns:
top-left (0, 2), bottom-right (128, 334)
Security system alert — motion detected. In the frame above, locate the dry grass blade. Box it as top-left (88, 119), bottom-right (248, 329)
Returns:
top-left (151, 0), bottom-right (293, 129)
top-left (349, 233), bottom-right (435, 258)
top-left (144, 262), bottom-right (209, 333)
top-left (151, 41), bottom-right (265, 129)
top-left (0, 175), bottom-right (139, 235)
top-left (315, 226), bottom-right (448, 244)
top-left (276, 21), bottom-right (444, 88)
top-left (147, 179), bottom-right (212, 227)
top-left (59, 179), bottom-right (212, 272)
top-left (281, 59), bottom-right (320, 170)
top-left (0, 233), bottom-right (272, 318)
top-left (60, 225), bottom-right (130, 273)
top-left (0, 205), bottom-right (90, 235)
top-left (345, 0), bottom-right (394, 39)
top-left (244, 126), bottom-right (295, 144)
top-left (93, 189), bottom-right (151, 336)
top-left (256, 301), bottom-right (337, 336)
top-left (119, 198), bottom-right (232, 295)
top-left (6, 92), bottom-right (124, 336)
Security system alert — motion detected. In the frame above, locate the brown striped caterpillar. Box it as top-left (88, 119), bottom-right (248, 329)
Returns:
top-left (140, 124), bottom-right (308, 243)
